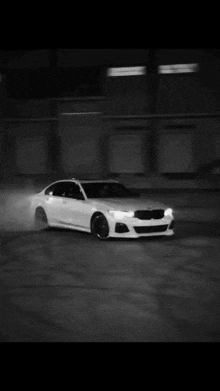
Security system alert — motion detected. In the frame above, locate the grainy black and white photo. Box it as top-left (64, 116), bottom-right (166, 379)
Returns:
top-left (0, 49), bottom-right (220, 342)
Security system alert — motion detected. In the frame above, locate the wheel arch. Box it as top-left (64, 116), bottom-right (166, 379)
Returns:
top-left (90, 211), bottom-right (105, 227)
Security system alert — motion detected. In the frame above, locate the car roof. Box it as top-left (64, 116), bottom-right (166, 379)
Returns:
top-left (69, 178), bottom-right (119, 183)
top-left (44, 178), bottom-right (119, 187)
top-left (76, 179), bottom-right (119, 184)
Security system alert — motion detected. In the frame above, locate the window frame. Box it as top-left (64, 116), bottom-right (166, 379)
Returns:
top-left (44, 180), bottom-right (85, 200)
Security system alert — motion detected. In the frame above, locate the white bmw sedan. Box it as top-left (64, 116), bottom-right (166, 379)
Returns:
top-left (31, 179), bottom-right (174, 240)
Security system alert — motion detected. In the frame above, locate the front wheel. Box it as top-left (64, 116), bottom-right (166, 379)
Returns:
top-left (91, 214), bottom-right (110, 240)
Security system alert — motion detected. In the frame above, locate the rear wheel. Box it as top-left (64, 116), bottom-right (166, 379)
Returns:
top-left (91, 214), bottom-right (110, 240)
top-left (35, 208), bottom-right (48, 231)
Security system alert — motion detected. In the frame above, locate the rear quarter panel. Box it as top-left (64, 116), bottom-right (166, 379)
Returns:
top-left (31, 193), bottom-right (46, 210)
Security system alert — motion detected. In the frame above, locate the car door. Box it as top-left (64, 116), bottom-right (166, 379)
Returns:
top-left (44, 182), bottom-right (67, 225)
top-left (61, 182), bottom-right (90, 229)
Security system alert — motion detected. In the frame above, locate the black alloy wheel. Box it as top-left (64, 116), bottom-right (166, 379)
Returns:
top-left (35, 208), bottom-right (48, 231)
top-left (91, 215), bottom-right (110, 240)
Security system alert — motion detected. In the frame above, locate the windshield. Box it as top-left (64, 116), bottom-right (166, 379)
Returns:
top-left (81, 182), bottom-right (139, 199)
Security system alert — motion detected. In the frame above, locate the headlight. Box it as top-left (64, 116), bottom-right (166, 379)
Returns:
top-left (108, 210), bottom-right (134, 219)
top-left (164, 208), bottom-right (173, 217)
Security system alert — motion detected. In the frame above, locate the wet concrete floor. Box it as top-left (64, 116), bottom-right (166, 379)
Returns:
top-left (1, 219), bottom-right (220, 342)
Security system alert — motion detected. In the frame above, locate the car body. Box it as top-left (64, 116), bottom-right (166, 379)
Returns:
top-left (31, 178), bottom-right (174, 239)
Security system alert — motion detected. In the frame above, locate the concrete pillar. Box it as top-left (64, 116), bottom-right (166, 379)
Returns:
top-left (48, 99), bottom-right (62, 174)
top-left (1, 125), bottom-right (17, 178)
top-left (147, 50), bottom-right (159, 174)
top-left (0, 73), bottom-right (9, 179)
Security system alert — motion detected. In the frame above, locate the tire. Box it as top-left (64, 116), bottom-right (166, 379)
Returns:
top-left (91, 214), bottom-right (110, 240)
top-left (35, 208), bottom-right (48, 231)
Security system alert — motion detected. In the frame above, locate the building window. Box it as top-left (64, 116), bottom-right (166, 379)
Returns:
top-left (107, 66), bottom-right (146, 77)
top-left (158, 64), bottom-right (199, 74)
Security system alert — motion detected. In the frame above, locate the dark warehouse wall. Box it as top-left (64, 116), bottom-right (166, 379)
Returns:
top-left (1, 49), bottom-right (220, 185)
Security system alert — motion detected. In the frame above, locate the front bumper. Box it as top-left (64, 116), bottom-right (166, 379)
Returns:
top-left (106, 214), bottom-right (174, 239)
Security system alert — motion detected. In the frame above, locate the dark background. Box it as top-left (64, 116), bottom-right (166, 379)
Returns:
top-left (1, 49), bottom-right (220, 99)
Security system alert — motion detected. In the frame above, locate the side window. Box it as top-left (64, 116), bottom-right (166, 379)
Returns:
top-left (65, 182), bottom-right (84, 200)
top-left (44, 181), bottom-right (84, 199)
top-left (53, 182), bottom-right (67, 197)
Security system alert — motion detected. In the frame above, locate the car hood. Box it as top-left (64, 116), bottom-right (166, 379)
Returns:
top-left (89, 197), bottom-right (167, 211)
